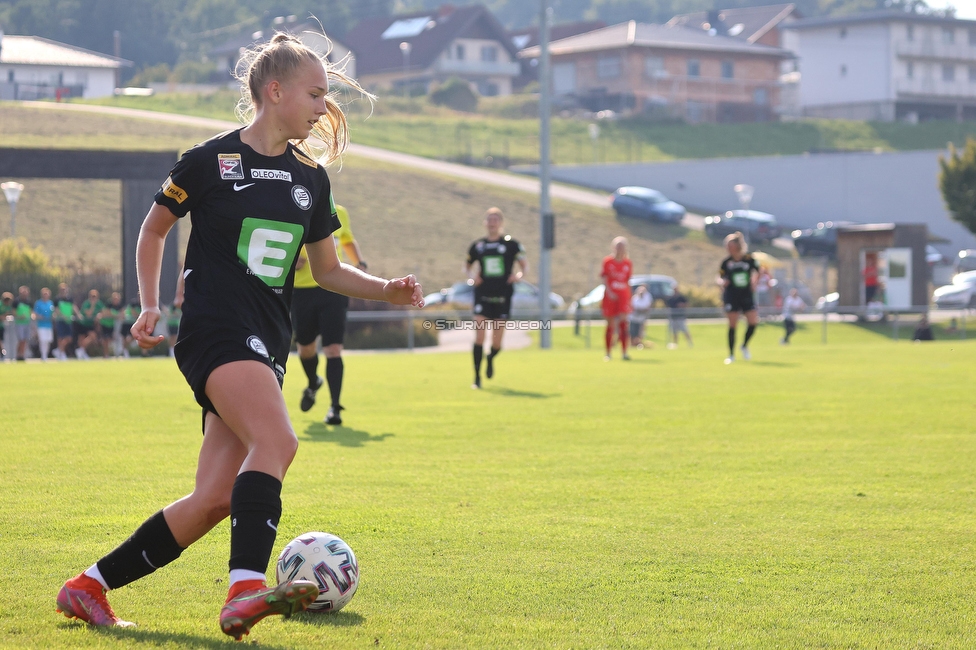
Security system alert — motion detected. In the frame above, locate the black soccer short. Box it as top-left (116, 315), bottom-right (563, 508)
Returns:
top-left (174, 326), bottom-right (286, 416)
top-left (291, 287), bottom-right (350, 347)
top-left (473, 291), bottom-right (512, 320)
top-left (724, 292), bottom-right (756, 314)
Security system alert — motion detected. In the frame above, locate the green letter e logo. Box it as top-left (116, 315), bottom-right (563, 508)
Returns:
top-left (237, 218), bottom-right (305, 287)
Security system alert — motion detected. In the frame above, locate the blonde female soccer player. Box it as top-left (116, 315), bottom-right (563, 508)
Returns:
top-left (718, 231), bottom-right (759, 364)
top-left (55, 32), bottom-right (424, 640)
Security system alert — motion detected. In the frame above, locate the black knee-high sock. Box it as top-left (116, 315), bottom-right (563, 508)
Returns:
top-left (488, 347), bottom-right (500, 359)
top-left (96, 510), bottom-right (184, 590)
top-left (473, 344), bottom-right (483, 378)
top-left (728, 327), bottom-right (736, 355)
top-left (229, 471), bottom-right (282, 575)
top-left (743, 324), bottom-right (756, 348)
top-left (300, 354), bottom-right (318, 387)
top-left (325, 356), bottom-right (343, 407)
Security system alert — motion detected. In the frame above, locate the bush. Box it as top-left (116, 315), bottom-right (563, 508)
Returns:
top-left (0, 239), bottom-right (65, 295)
top-left (129, 63), bottom-right (171, 87)
top-left (171, 60), bottom-right (217, 84)
top-left (342, 298), bottom-right (437, 350)
top-left (680, 284), bottom-right (723, 308)
top-left (429, 78), bottom-right (478, 112)
top-left (939, 139), bottom-right (976, 237)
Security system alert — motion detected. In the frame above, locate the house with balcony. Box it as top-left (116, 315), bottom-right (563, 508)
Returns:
top-left (0, 30), bottom-right (131, 100)
top-left (784, 11), bottom-right (976, 121)
top-left (343, 4), bottom-right (519, 97)
top-left (520, 21), bottom-right (792, 122)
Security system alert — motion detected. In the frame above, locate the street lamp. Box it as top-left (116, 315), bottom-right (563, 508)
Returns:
top-left (538, 0), bottom-right (553, 349)
top-left (1, 182), bottom-right (24, 238)
top-left (399, 41), bottom-right (412, 97)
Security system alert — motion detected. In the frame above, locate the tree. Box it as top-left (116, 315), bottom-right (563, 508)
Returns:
top-left (939, 140), bottom-right (976, 237)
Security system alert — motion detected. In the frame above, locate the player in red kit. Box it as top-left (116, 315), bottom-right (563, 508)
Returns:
top-left (601, 236), bottom-right (633, 360)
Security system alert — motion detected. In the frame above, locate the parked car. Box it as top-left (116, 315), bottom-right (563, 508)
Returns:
top-left (933, 271), bottom-right (976, 309)
top-left (610, 186), bottom-right (686, 224)
top-left (423, 280), bottom-right (565, 311)
top-left (956, 249), bottom-right (976, 273)
top-left (704, 210), bottom-right (781, 244)
top-left (790, 221), bottom-right (855, 257)
top-left (568, 274), bottom-right (677, 315)
top-left (815, 292), bottom-right (839, 312)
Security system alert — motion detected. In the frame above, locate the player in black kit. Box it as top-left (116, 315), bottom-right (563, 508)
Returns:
top-left (718, 231), bottom-right (760, 364)
top-left (465, 207), bottom-right (527, 388)
top-left (55, 32), bottom-right (424, 640)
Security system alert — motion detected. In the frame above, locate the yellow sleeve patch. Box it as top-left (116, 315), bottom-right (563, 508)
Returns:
top-left (292, 150), bottom-right (319, 169)
top-left (161, 176), bottom-right (188, 204)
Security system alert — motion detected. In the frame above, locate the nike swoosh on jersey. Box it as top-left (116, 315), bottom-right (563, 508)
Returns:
top-left (233, 183), bottom-right (256, 191)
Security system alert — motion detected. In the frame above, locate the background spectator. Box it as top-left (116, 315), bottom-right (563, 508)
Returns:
top-left (629, 285), bottom-right (652, 349)
top-left (33, 287), bottom-right (54, 361)
top-left (666, 286), bottom-right (693, 349)
top-left (12, 286), bottom-right (33, 361)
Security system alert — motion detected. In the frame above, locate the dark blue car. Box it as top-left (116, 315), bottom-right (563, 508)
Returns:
top-left (611, 186), bottom-right (686, 224)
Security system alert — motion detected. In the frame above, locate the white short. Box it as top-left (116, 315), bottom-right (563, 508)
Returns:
top-left (37, 327), bottom-right (53, 344)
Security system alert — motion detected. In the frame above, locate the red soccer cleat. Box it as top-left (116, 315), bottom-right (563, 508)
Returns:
top-left (219, 579), bottom-right (319, 641)
top-left (56, 574), bottom-right (135, 627)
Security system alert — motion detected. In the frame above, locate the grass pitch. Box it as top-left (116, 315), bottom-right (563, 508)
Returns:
top-left (0, 323), bottom-right (974, 648)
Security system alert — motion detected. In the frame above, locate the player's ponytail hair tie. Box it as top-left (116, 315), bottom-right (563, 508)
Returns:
top-left (234, 25), bottom-right (375, 165)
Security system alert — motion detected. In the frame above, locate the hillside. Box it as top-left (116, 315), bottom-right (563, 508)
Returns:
top-left (0, 102), bottom-right (832, 301)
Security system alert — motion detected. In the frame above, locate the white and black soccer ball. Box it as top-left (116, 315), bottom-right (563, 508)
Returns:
top-left (275, 532), bottom-right (359, 612)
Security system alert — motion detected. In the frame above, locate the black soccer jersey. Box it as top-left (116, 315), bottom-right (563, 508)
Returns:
top-left (466, 235), bottom-right (525, 297)
top-left (719, 255), bottom-right (759, 300)
top-left (154, 129), bottom-right (341, 367)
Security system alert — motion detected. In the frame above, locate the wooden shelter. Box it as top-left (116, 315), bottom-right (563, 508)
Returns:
top-left (836, 223), bottom-right (928, 310)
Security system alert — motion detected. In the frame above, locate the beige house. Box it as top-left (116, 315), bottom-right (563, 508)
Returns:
top-left (521, 21), bottom-right (792, 122)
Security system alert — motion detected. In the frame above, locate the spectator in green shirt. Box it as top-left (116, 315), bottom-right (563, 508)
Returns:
top-left (77, 289), bottom-right (103, 360)
top-left (11, 286), bottom-right (33, 361)
top-left (0, 291), bottom-right (12, 359)
top-left (97, 292), bottom-right (123, 358)
top-left (54, 283), bottom-right (79, 361)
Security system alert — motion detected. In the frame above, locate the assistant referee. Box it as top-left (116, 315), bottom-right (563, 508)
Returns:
top-left (292, 204), bottom-right (367, 425)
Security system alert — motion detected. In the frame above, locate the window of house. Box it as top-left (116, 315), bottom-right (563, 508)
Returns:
top-left (481, 46), bottom-right (498, 62)
top-left (753, 87), bottom-right (768, 106)
top-left (840, 64), bottom-right (847, 77)
top-left (477, 80), bottom-right (499, 96)
top-left (943, 28), bottom-right (955, 44)
top-left (970, 28), bottom-right (976, 45)
top-left (6, 70), bottom-right (13, 82)
top-left (644, 56), bottom-right (665, 78)
top-left (721, 60), bottom-right (734, 79)
top-left (907, 61), bottom-right (914, 79)
top-left (455, 44), bottom-right (465, 60)
top-left (943, 63), bottom-right (955, 81)
top-left (907, 24), bottom-right (914, 41)
top-left (969, 65), bottom-right (976, 82)
top-left (840, 28), bottom-right (847, 38)
top-left (687, 59), bottom-right (700, 77)
top-left (597, 55), bottom-right (622, 79)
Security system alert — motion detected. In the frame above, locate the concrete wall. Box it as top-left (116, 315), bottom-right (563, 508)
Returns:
top-left (529, 149), bottom-right (976, 255)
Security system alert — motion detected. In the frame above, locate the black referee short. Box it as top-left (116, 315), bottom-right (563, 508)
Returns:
top-left (291, 287), bottom-right (350, 347)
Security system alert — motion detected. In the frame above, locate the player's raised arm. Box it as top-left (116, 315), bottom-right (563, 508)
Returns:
top-left (305, 237), bottom-right (423, 307)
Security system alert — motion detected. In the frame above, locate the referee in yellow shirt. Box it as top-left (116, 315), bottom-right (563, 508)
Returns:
top-left (292, 204), bottom-right (367, 424)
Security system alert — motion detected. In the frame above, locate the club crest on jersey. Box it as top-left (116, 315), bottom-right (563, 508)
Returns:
top-left (251, 169), bottom-right (292, 182)
top-left (246, 335), bottom-right (269, 358)
top-left (291, 185), bottom-right (312, 210)
top-left (218, 153), bottom-right (245, 180)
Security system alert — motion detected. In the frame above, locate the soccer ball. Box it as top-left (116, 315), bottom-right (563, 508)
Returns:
top-left (275, 532), bottom-right (359, 612)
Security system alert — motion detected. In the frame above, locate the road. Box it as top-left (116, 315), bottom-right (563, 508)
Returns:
top-left (23, 101), bottom-right (794, 250)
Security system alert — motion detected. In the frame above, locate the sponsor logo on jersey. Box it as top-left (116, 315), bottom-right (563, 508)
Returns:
top-left (246, 335), bottom-right (269, 358)
top-left (292, 149), bottom-right (319, 168)
top-left (233, 182), bottom-right (255, 192)
top-left (251, 169), bottom-right (293, 182)
top-left (291, 185), bottom-right (312, 210)
top-left (237, 218), bottom-right (305, 288)
top-left (218, 153), bottom-right (245, 180)
top-left (161, 176), bottom-right (188, 204)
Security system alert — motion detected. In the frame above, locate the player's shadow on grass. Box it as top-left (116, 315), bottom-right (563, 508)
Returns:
top-left (303, 422), bottom-right (394, 447)
top-left (291, 609), bottom-right (365, 627)
top-left (86, 624), bottom-right (293, 649)
top-left (483, 386), bottom-right (561, 399)
top-left (749, 360), bottom-right (799, 367)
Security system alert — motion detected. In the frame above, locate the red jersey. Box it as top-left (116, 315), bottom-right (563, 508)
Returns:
top-left (601, 255), bottom-right (632, 317)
